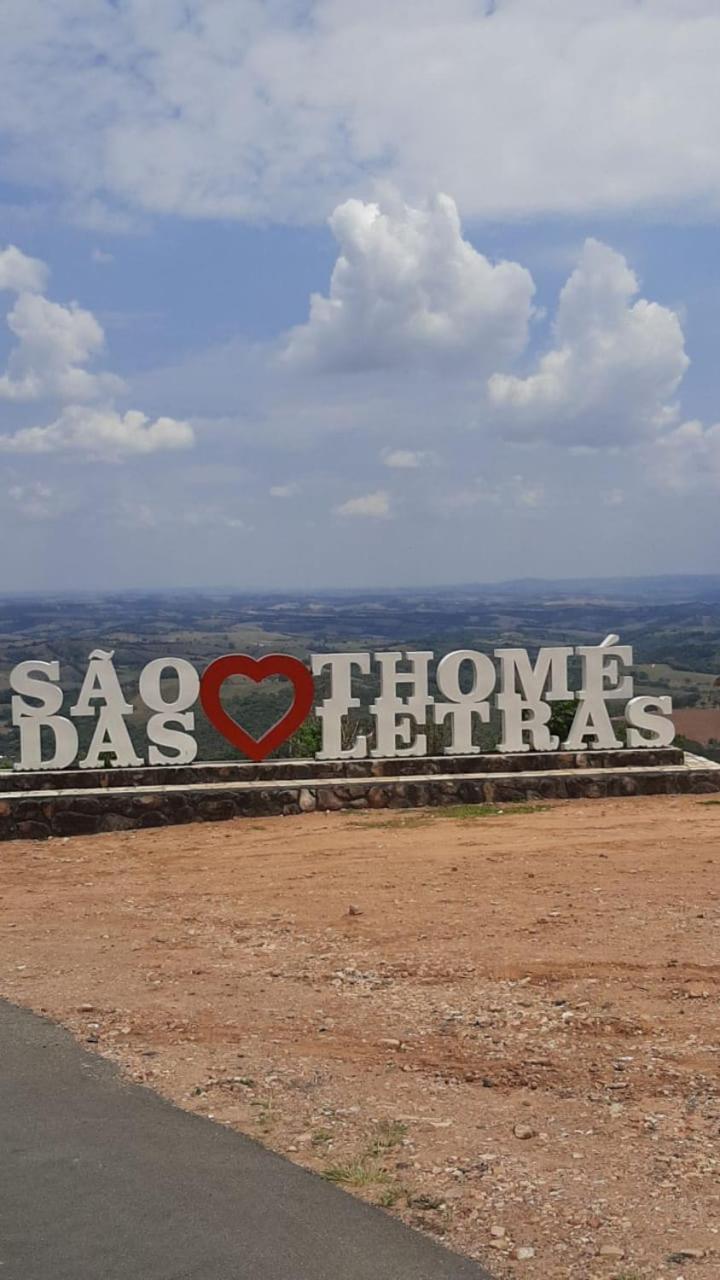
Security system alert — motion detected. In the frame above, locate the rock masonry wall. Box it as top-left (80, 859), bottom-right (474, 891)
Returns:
top-left (0, 750), bottom-right (718, 842)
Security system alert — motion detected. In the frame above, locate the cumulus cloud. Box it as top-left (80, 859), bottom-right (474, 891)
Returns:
top-left (488, 239), bottom-right (689, 445)
top-left (0, 290), bottom-right (122, 402)
top-left (2, 3), bottom-right (720, 226)
top-left (0, 242), bottom-right (195, 460)
top-left (0, 244), bottom-right (48, 293)
top-left (334, 490), bottom-right (391, 518)
top-left (0, 242), bottom-right (118, 404)
top-left (284, 194), bottom-right (534, 372)
top-left (0, 406), bottom-right (193, 460)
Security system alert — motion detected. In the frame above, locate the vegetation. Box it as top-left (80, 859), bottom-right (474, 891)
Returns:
top-left (548, 699), bottom-right (577, 741)
top-left (322, 1119), bottom-right (408, 1199)
top-left (322, 1160), bottom-right (394, 1189)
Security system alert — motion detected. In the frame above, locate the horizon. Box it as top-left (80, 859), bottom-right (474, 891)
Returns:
top-left (2, 569), bottom-right (720, 601)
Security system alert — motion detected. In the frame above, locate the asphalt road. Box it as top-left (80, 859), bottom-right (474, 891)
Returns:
top-left (0, 999), bottom-right (492, 1280)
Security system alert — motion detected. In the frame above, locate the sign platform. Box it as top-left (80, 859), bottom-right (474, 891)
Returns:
top-left (1, 749), bottom-right (718, 842)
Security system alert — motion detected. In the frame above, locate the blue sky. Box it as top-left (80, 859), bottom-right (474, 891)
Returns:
top-left (1, 1), bottom-right (719, 591)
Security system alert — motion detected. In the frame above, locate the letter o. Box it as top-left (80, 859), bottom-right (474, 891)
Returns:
top-left (436, 650), bottom-right (496, 703)
top-left (139, 658), bottom-right (200, 714)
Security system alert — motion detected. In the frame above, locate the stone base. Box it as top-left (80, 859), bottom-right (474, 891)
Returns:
top-left (0, 751), bottom-right (718, 842)
top-left (0, 746), bottom-right (686, 792)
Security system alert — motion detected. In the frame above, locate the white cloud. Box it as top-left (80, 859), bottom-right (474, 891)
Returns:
top-left (653, 420), bottom-right (720, 493)
top-left (0, 290), bottom-right (122, 402)
top-left (0, 243), bottom-right (48, 293)
top-left (91, 247), bottom-right (114, 265)
top-left (0, 242), bottom-right (194, 462)
top-left (0, 406), bottom-right (193, 460)
top-left (438, 474), bottom-right (546, 514)
top-left (488, 239), bottom-right (689, 445)
top-left (2, 3), bottom-right (720, 225)
top-left (183, 506), bottom-right (247, 530)
top-left (603, 488), bottom-right (625, 507)
top-left (7, 481), bottom-right (64, 520)
top-left (382, 449), bottom-right (430, 469)
top-left (334, 489), bottom-right (391, 518)
top-left (284, 193), bottom-right (534, 372)
top-left (269, 482), bottom-right (300, 497)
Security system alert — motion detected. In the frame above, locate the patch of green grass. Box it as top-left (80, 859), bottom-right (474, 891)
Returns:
top-left (311, 1128), bottom-right (334, 1147)
top-left (349, 815), bottom-right (431, 829)
top-left (363, 1119), bottom-right (408, 1158)
top-left (376, 1184), bottom-right (407, 1208)
top-left (700, 799), bottom-right (720, 806)
top-left (322, 1160), bottom-right (394, 1188)
top-left (250, 1098), bottom-right (275, 1131)
top-left (354, 802), bottom-right (549, 829)
top-left (432, 802), bottom-right (549, 819)
top-left (321, 1120), bottom-right (408, 1193)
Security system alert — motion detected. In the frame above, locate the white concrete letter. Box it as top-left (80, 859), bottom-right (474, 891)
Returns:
top-left (146, 712), bottom-right (198, 765)
top-left (496, 646), bottom-right (573, 752)
top-left (311, 652), bottom-right (370, 759)
top-left (10, 660), bottom-right (78, 770)
top-left (625, 696), bottom-right (675, 748)
top-left (16, 716), bottom-right (78, 771)
top-left (139, 658), bottom-right (200, 713)
top-left (434, 650), bottom-right (496, 755)
top-left (371, 651), bottom-right (432, 758)
top-left (71, 650), bottom-right (142, 768)
top-left (71, 649), bottom-right (133, 716)
top-left (563, 696), bottom-right (622, 750)
top-left (576, 641), bottom-right (634, 701)
top-left (80, 708), bottom-right (143, 769)
top-left (10, 660), bottom-right (64, 720)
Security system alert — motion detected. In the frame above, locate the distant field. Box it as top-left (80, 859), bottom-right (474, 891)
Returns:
top-left (672, 707), bottom-right (720, 744)
top-left (636, 662), bottom-right (720, 688)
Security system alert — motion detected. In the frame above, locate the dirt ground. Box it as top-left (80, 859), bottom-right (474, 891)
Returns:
top-left (1, 795), bottom-right (719, 1280)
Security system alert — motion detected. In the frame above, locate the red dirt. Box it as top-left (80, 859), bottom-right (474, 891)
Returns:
top-left (1, 795), bottom-right (719, 1278)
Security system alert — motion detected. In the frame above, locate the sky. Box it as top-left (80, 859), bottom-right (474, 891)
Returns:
top-left (1, 0), bottom-right (720, 592)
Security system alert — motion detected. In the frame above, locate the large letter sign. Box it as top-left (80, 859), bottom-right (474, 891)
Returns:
top-left (7, 637), bottom-right (675, 770)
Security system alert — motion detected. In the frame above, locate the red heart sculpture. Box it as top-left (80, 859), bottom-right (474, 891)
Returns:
top-left (199, 653), bottom-right (315, 763)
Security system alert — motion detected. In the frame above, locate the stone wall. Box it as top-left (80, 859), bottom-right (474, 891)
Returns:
top-left (1, 747), bottom-right (685, 792)
top-left (1, 755), bottom-right (718, 842)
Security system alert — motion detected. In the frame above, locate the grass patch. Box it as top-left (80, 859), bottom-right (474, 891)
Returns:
top-left (353, 802), bottom-right (549, 829)
top-left (700, 799), bottom-right (720, 806)
top-left (376, 1185), bottom-right (407, 1208)
top-left (432, 802), bottom-right (549, 819)
top-left (323, 1119), bottom-right (408, 1193)
top-left (322, 1160), bottom-right (394, 1188)
top-left (363, 1119), bottom-right (408, 1158)
top-left (349, 815), bottom-right (431, 829)
top-left (250, 1098), bottom-right (275, 1132)
top-left (311, 1128), bottom-right (334, 1147)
